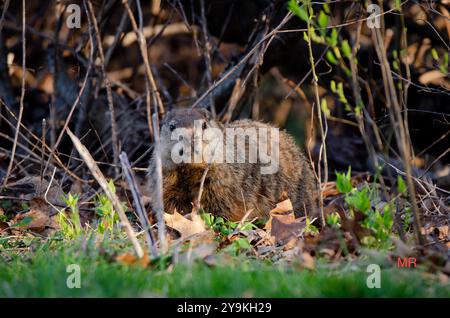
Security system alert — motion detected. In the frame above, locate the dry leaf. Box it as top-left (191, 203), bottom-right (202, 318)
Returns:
top-left (116, 252), bottom-right (151, 268)
top-left (298, 252), bottom-right (315, 270)
top-left (264, 199), bottom-right (295, 232)
top-left (10, 198), bottom-right (51, 232)
top-left (281, 246), bottom-right (315, 269)
top-left (437, 226), bottom-right (449, 240)
top-left (418, 70), bottom-right (445, 85)
top-left (178, 243), bottom-right (217, 265)
top-left (265, 199), bottom-right (306, 246)
top-left (164, 210), bottom-right (206, 240)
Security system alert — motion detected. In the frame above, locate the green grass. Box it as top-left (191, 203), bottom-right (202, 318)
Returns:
top-left (0, 240), bottom-right (448, 297)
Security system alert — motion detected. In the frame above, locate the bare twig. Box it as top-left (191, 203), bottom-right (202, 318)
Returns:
top-left (192, 166), bottom-right (209, 215)
top-left (39, 119), bottom-right (46, 196)
top-left (199, 0), bottom-right (216, 117)
top-left (304, 2), bottom-right (327, 227)
top-left (371, 1), bottom-right (425, 246)
top-left (2, 0), bottom-right (26, 188)
top-left (119, 152), bottom-right (158, 258)
top-left (123, 0), bottom-right (165, 117)
top-left (0, 0), bottom-right (10, 34)
top-left (150, 113), bottom-right (168, 253)
top-left (85, 0), bottom-right (120, 177)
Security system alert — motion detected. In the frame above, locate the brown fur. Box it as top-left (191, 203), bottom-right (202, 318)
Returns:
top-left (148, 108), bottom-right (318, 221)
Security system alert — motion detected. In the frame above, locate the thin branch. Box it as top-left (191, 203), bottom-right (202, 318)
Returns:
top-left (85, 0), bottom-right (120, 177)
top-left (2, 0), bottom-right (26, 188)
top-left (120, 152), bottom-right (158, 258)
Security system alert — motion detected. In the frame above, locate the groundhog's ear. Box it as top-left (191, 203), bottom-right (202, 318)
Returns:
top-left (196, 108), bottom-right (212, 120)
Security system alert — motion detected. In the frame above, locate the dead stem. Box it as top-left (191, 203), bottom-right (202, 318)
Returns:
top-left (2, 0), bottom-right (25, 189)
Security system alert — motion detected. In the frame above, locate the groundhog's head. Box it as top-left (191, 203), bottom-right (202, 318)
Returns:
top-left (158, 108), bottom-right (224, 170)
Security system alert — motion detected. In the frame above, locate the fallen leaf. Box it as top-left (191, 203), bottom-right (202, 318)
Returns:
top-left (116, 252), bottom-right (151, 268)
top-left (265, 199), bottom-right (306, 246)
top-left (11, 210), bottom-right (48, 232)
top-left (10, 198), bottom-right (52, 232)
top-left (270, 217), bottom-right (306, 246)
top-left (178, 243), bottom-right (217, 265)
top-left (298, 252), bottom-right (316, 270)
top-left (264, 199), bottom-right (295, 232)
top-left (184, 230), bottom-right (216, 246)
top-left (437, 225), bottom-right (449, 240)
top-left (418, 70), bottom-right (445, 85)
top-left (164, 210), bottom-right (206, 240)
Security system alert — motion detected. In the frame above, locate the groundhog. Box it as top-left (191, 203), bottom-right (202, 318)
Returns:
top-left (148, 108), bottom-right (318, 221)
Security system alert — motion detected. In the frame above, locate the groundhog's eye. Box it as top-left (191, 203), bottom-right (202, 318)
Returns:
top-left (202, 122), bottom-right (207, 130)
top-left (169, 123), bottom-right (176, 131)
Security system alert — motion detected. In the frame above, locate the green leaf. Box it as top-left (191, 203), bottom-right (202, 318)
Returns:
top-left (326, 28), bottom-right (338, 46)
top-left (236, 238), bottom-right (251, 249)
top-left (326, 50), bottom-right (338, 65)
top-left (431, 48), bottom-right (439, 60)
top-left (288, 0), bottom-right (308, 22)
top-left (341, 40), bottom-right (352, 59)
top-left (333, 47), bottom-right (342, 59)
top-left (321, 98), bottom-right (330, 117)
top-left (383, 205), bottom-right (394, 230)
top-left (345, 187), bottom-right (371, 213)
top-left (336, 167), bottom-right (353, 194)
top-left (397, 175), bottom-right (407, 197)
top-left (392, 60), bottom-right (399, 71)
top-left (330, 80), bottom-right (336, 92)
top-left (318, 11), bottom-right (329, 29)
top-left (326, 212), bottom-right (340, 228)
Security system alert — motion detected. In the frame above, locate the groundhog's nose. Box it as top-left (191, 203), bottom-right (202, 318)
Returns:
top-left (179, 148), bottom-right (184, 156)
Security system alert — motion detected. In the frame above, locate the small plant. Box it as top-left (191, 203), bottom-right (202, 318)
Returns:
top-left (361, 204), bottom-right (394, 248)
top-left (59, 193), bottom-right (83, 239)
top-left (201, 212), bottom-right (255, 237)
top-left (303, 217), bottom-right (319, 235)
top-left (326, 212), bottom-right (341, 228)
top-left (335, 167), bottom-right (394, 249)
top-left (397, 175), bottom-right (407, 197)
top-left (224, 237), bottom-right (252, 256)
top-left (402, 207), bottom-right (412, 232)
top-left (345, 186), bottom-right (371, 214)
top-left (431, 48), bottom-right (449, 75)
top-left (336, 167), bottom-right (353, 194)
top-left (94, 180), bottom-right (120, 237)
